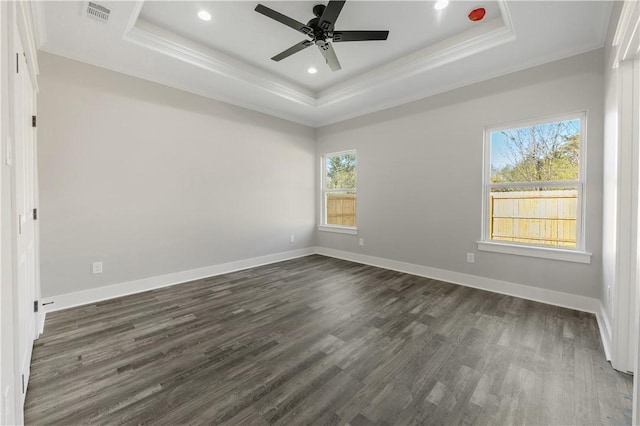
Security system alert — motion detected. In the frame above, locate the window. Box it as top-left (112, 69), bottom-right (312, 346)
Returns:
top-left (319, 150), bottom-right (357, 234)
top-left (478, 113), bottom-right (591, 263)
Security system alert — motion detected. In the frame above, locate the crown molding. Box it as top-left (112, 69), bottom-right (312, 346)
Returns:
top-left (16, 1), bottom-right (41, 91)
top-left (594, 0), bottom-right (614, 52)
top-left (318, 0), bottom-right (514, 107)
top-left (38, 42), bottom-right (318, 128)
top-left (612, 0), bottom-right (639, 65)
top-left (317, 16), bottom-right (515, 107)
top-left (121, 0), bottom-right (515, 111)
top-left (39, 1), bottom-right (609, 128)
top-left (124, 0), bottom-right (145, 35)
top-left (124, 19), bottom-right (317, 107)
top-left (30, 0), bottom-right (47, 49)
top-left (314, 42), bottom-right (605, 127)
top-left (496, 0), bottom-right (514, 33)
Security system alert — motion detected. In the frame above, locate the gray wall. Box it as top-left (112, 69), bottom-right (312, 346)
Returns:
top-left (316, 49), bottom-right (605, 299)
top-left (38, 52), bottom-right (316, 298)
top-left (39, 49), bottom-right (607, 302)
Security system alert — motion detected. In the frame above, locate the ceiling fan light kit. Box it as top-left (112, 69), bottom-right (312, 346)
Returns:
top-left (254, 1), bottom-right (390, 72)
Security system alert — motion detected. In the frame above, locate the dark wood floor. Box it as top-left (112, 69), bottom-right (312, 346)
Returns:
top-left (25, 255), bottom-right (632, 425)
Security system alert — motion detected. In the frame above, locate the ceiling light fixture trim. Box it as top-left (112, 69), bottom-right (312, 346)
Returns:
top-left (434, 0), bottom-right (449, 11)
top-left (197, 10), bottom-right (211, 21)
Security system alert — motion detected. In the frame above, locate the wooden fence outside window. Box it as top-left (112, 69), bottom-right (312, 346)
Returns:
top-left (326, 193), bottom-right (356, 226)
top-left (489, 189), bottom-right (577, 247)
top-left (325, 190), bottom-right (577, 248)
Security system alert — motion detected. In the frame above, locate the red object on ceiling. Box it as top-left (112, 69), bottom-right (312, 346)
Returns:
top-left (468, 7), bottom-right (486, 22)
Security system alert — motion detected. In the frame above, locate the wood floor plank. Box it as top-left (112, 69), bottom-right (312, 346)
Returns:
top-left (24, 255), bottom-right (632, 425)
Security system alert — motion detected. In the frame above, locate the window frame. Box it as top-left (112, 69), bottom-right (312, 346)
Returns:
top-left (478, 112), bottom-right (592, 263)
top-left (318, 149), bottom-right (358, 235)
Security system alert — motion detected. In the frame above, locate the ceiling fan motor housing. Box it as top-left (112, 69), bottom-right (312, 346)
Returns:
top-left (312, 4), bottom-right (326, 17)
top-left (306, 17), bottom-right (327, 41)
top-left (255, 1), bottom-right (390, 72)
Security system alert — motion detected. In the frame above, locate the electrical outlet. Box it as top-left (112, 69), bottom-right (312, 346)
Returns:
top-left (359, 238), bottom-right (364, 246)
top-left (92, 262), bottom-right (103, 274)
top-left (466, 253), bottom-right (475, 263)
top-left (290, 234), bottom-right (295, 243)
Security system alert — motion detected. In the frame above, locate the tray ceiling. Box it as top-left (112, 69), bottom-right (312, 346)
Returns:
top-left (35, 1), bottom-right (612, 127)
top-left (138, 1), bottom-right (502, 92)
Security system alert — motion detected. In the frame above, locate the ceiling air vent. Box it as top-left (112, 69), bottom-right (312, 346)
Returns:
top-left (86, 2), bottom-right (110, 23)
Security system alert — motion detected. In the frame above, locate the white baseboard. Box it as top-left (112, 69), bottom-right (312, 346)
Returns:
top-left (315, 247), bottom-right (602, 315)
top-left (596, 301), bottom-right (612, 360)
top-left (316, 248), bottom-right (614, 360)
top-left (37, 311), bottom-right (46, 335)
top-left (42, 245), bottom-right (610, 360)
top-left (42, 247), bottom-right (315, 312)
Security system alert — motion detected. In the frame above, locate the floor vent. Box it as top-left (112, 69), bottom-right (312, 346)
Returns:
top-left (86, 2), bottom-right (110, 23)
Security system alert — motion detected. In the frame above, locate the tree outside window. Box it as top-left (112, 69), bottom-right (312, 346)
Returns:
top-left (485, 116), bottom-right (584, 249)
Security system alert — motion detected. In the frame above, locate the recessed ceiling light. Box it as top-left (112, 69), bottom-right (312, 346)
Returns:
top-left (198, 10), bottom-right (212, 21)
top-left (434, 0), bottom-right (449, 10)
top-left (307, 67), bottom-right (318, 74)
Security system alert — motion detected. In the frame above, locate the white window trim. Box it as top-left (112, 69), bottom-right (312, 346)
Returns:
top-left (317, 225), bottom-right (358, 235)
top-left (319, 150), bottom-right (358, 233)
top-left (477, 241), bottom-right (592, 263)
top-left (478, 111), bottom-right (591, 263)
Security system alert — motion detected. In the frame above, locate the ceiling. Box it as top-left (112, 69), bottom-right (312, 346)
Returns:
top-left (139, 1), bottom-right (501, 92)
top-left (34, 1), bottom-right (612, 127)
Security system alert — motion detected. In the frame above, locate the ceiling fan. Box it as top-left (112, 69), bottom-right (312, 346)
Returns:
top-left (254, 1), bottom-right (389, 72)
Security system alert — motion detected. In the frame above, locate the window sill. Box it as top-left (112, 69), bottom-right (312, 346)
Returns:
top-left (317, 225), bottom-right (358, 235)
top-left (476, 241), bottom-right (592, 264)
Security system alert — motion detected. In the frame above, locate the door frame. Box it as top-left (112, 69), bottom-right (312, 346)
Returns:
top-left (611, 53), bottom-right (640, 375)
top-left (0, 2), bottom-right (40, 424)
top-left (12, 19), bottom-right (38, 412)
top-left (633, 54), bottom-right (640, 426)
top-left (608, 0), bottom-right (640, 424)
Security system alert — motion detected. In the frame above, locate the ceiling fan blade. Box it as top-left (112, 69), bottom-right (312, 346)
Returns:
top-left (316, 40), bottom-right (341, 71)
top-left (333, 30), bottom-right (389, 42)
top-left (318, 0), bottom-right (346, 31)
top-left (255, 4), bottom-right (313, 36)
top-left (271, 40), bottom-right (314, 61)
